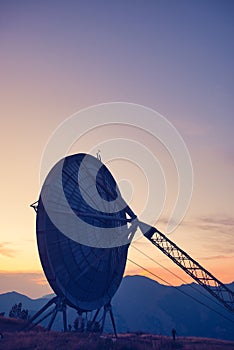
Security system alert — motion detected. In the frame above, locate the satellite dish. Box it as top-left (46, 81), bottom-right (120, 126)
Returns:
top-left (36, 153), bottom-right (133, 312)
top-left (25, 152), bottom-right (234, 334)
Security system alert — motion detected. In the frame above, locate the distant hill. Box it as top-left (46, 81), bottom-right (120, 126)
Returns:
top-left (0, 276), bottom-right (233, 340)
top-left (113, 276), bottom-right (234, 340)
top-left (0, 291), bottom-right (48, 319)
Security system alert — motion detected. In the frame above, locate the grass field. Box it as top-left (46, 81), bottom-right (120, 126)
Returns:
top-left (0, 332), bottom-right (234, 350)
top-left (0, 317), bottom-right (234, 350)
top-left (0, 316), bottom-right (43, 332)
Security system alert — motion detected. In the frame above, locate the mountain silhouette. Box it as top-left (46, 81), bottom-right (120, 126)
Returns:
top-left (0, 276), bottom-right (233, 340)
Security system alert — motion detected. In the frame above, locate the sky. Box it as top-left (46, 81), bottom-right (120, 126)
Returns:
top-left (0, 0), bottom-right (234, 298)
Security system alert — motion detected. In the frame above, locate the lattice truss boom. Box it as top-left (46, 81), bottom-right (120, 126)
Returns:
top-left (146, 228), bottom-right (234, 313)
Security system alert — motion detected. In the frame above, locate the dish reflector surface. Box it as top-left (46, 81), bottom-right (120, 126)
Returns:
top-left (37, 153), bottom-right (129, 311)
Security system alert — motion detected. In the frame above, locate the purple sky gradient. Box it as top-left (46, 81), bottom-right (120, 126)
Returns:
top-left (0, 0), bottom-right (233, 297)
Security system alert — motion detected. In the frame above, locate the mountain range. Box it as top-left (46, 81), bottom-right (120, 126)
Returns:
top-left (0, 275), bottom-right (233, 340)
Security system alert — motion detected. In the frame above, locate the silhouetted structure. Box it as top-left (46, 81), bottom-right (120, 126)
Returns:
top-left (24, 153), bottom-right (234, 334)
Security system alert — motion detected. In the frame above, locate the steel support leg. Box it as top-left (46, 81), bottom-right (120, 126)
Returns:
top-left (21, 297), bottom-right (58, 331)
top-left (62, 304), bottom-right (67, 332)
top-left (109, 306), bottom-right (117, 338)
top-left (47, 308), bottom-right (58, 331)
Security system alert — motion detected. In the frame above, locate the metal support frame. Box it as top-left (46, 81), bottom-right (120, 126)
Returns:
top-left (142, 223), bottom-right (234, 313)
top-left (22, 296), bottom-right (67, 331)
top-left (75, 303), bottom-right (117, 337)
top-left (99, 303), bottom-right (117, 337)
top-left (23, 297), bottom-right (117, 336)
top-left (91, 308), bottom-right (101, 325)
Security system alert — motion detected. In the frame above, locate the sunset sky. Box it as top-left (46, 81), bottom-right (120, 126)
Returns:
top-left (0, 0), bottom-right (233, 298)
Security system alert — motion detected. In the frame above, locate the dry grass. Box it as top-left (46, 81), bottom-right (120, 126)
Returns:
top-left (0, 332), bottom-right (234, 350)
top-left (0, 316), bottom-right (25, 332)
top-left (0, 316), bottom-right (43, 332)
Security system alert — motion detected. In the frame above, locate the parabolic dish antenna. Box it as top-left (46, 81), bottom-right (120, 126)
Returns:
top-left (25, 153), bottom-right (234, 333)
top-left (37, 153), bottom-right (134, 312)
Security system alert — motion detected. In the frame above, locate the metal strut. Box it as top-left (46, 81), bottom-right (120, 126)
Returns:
top-left (22, 296), bottom-right (67, 331)
top-left (100, 303), bottom-right (117, 337)
top-left (140, 222), bottom-right (234, 313)
top-left (74, 303), bottom-right (117, 336)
